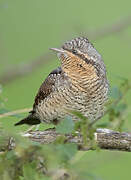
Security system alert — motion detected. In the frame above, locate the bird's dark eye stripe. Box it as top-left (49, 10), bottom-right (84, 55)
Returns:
top-left (62, 46), bottom-right (78, 55)
top-left (62, 46), bottom-right (100, 76)
top-left (85, 58), bottom-right (90, 64)
top-left (72, 49), bottom-right (77, 54)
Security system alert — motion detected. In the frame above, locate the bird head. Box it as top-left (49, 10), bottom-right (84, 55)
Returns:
top-left (50, 37), bottom-right (106, 78)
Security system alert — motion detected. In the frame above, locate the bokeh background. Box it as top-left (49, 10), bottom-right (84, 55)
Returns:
top-left (0, 0), bottom-right (131, 179)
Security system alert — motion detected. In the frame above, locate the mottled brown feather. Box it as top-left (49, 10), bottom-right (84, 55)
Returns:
top-left (33, 67), bottom-right (62, 108)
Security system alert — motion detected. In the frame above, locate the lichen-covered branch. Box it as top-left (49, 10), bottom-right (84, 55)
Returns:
top-left (95, 128), bottom-right (131, 151)
top-left (1, 128), bottom-right (131, 152)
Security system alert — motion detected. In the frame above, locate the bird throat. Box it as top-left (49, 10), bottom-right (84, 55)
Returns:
top-left (61, 51), bottom-right (98, 81)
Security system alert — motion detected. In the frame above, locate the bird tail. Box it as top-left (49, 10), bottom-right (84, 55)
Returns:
top-left (14, 114), bottom-right (41, 126)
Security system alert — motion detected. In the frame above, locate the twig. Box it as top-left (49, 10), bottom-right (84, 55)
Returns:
top-left (0, 108), bottom-right (32, 118)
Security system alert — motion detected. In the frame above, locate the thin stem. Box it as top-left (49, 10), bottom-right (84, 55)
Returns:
top-left (0, 108), bottom-right (32, 119)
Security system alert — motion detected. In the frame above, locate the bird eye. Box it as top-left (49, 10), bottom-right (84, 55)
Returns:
top-left (72, 49), bottom-right (77, 54)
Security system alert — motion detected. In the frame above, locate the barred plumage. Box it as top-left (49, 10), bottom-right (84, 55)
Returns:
top-left (15, 37), bottom-right (109, 126)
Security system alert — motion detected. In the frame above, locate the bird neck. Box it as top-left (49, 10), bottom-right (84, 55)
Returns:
top-left (61, 53), bottom-right (98, 81)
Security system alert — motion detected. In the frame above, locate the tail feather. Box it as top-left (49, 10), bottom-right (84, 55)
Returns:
top-left (15, 114), bottom-right (41, 126)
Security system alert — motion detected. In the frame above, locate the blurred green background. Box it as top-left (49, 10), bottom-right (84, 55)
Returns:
top-left (0, 0), bottom-right (131, 179)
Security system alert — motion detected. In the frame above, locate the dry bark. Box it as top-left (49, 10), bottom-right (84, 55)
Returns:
top-left (1, 128), bottom-right (131, 152)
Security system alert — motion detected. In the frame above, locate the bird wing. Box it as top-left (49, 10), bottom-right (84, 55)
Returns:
top-left (15, 67), bottom-right (64, 126)
top-left (33, 67), bottom-right (64, 110)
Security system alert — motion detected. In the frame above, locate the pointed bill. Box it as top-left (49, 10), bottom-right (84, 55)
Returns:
top-left (49, 48), bottom-right (65, 53)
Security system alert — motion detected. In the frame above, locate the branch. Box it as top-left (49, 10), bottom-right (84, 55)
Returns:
top-left (0, 52), bottom-right (54, 85)
top-left (78, 16), bottom-right (131, 41)
top-left (1, 128), bottom-right (131, 152)
top-left (0, 108), bottom-right (32, 119)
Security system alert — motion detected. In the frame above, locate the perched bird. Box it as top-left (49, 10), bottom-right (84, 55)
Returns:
top-left (15, 37), bottom-right (109, 126)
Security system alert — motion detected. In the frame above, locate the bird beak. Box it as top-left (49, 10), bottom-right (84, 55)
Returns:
top-left (49, 48), bottom-right (65, 53)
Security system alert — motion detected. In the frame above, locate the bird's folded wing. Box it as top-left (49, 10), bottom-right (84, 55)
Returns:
top-left (33, 67), bottom-right (63, 109)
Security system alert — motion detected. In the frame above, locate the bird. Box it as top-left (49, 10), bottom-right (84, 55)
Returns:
top-left (15, 37), bottom-right (109, 126)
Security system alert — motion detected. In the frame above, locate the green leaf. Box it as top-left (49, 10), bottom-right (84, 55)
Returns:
top-left (23, 163), bottom-right (36, 180)
top-left (56, 116), bottom-right (74, 134)
top-left (70, 111), bottom-right (87, 121)
top-left (5, 151), bottom-right (16, 160)
top-left (19, 176), bottom-right (25, 180)
top-left (114, 103), bottom-right (127, 114)
top-left (56, 144), bottom-right (77, 162)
